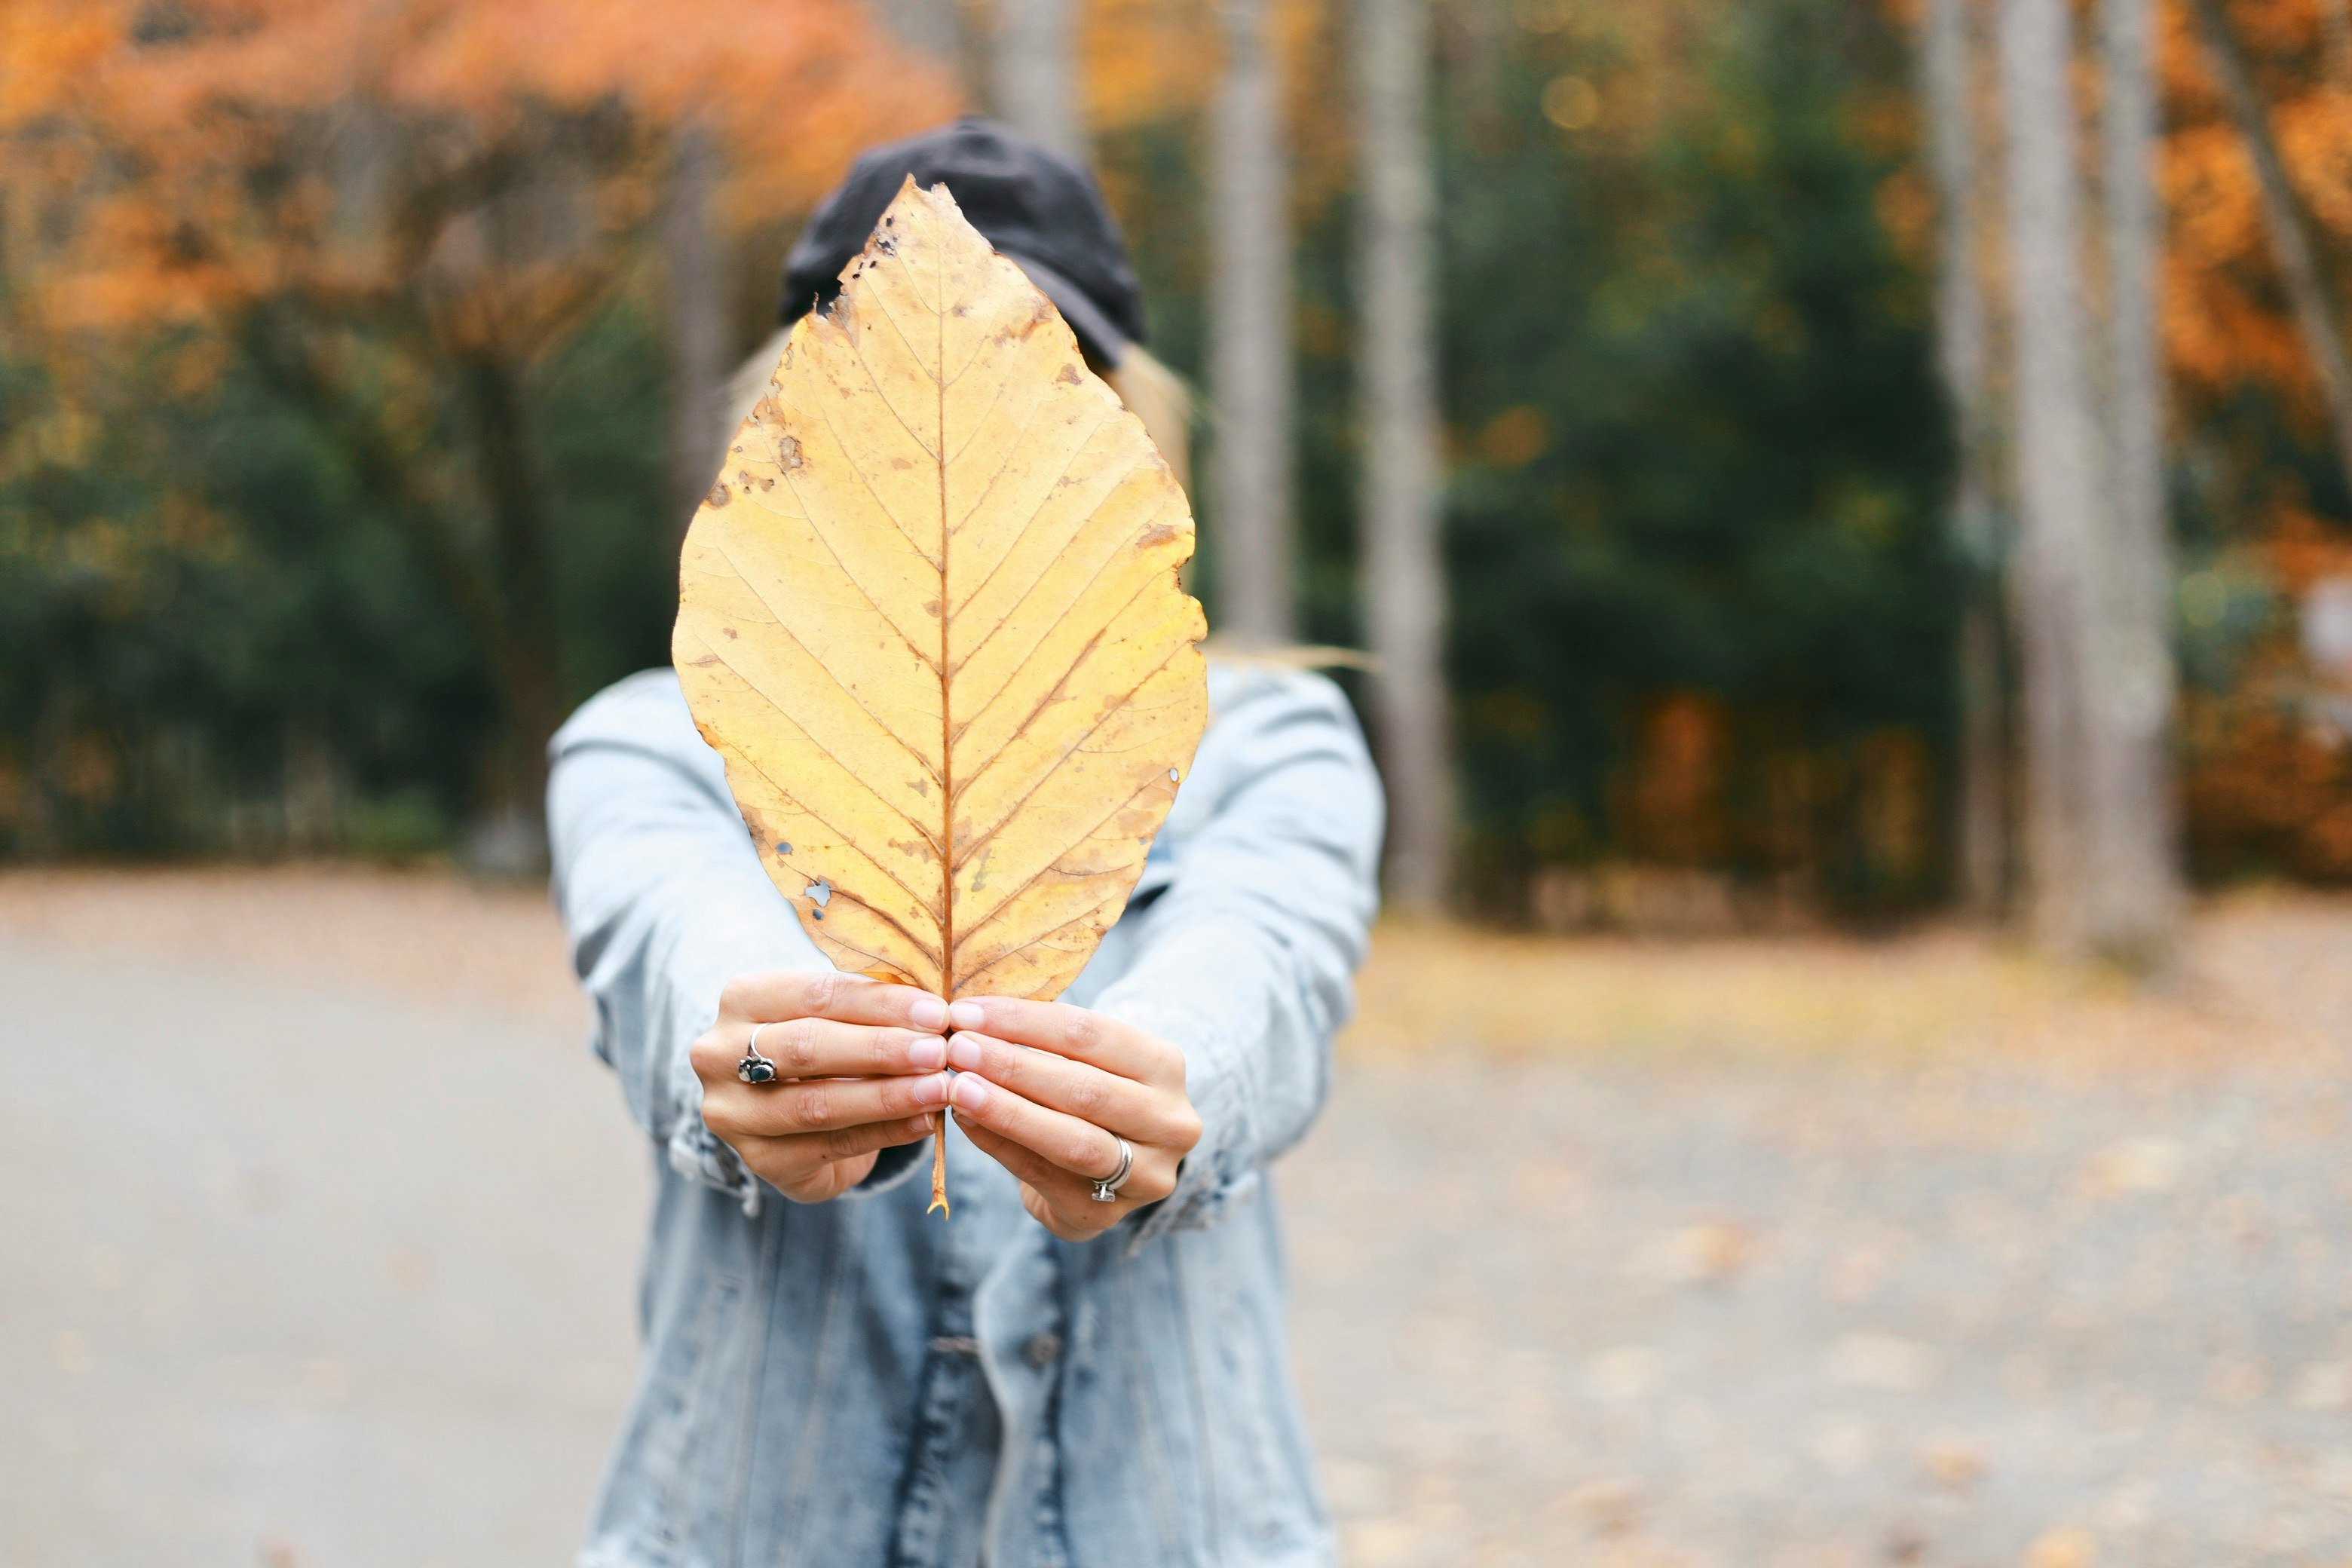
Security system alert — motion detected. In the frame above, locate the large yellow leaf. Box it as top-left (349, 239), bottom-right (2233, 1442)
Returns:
top-left (674, 179), bottom-right (1208, 1006)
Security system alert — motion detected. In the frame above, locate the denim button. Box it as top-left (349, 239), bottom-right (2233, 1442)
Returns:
top-left (1024, 1331), bottom-right (1063, 1367)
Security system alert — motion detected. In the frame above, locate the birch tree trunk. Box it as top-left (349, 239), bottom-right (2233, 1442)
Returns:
top-left (661, 122), bottom-right (726, 553)
top-left (2094, 0), bottom-right (2182, 958)
top-left (2187, 0), bottom-right (2352, 496)
top-left (873, 0), bottom-right (968, 72)
top-left (1210, 0), bottom-right (1297, 644)
top-left (1922, 0), bottom-right (2008, 916)
top-left (1358, 0), bottom-right (1453, 911)
top-left (1998, 0), bottom-right (2102, 953)
top-left (993, 0), bottom-right (1084, 158)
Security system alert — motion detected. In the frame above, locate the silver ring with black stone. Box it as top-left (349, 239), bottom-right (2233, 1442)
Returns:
top-left (737, 1021), bottom-right (781, 1086)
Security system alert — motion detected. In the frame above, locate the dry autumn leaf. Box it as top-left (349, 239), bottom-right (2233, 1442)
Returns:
top-left (673, 180), bottom-right (1208, 1208)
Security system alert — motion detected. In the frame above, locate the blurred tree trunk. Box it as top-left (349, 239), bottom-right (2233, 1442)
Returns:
top-left (1210, 0), bottom-right (1297, 644)
top-left (2188, 0), bottom-right (2352, 495)
top-left (662, 122), bottom-right (727, 553)
top-left (2322, 0), bottom-right (2352, 86)
top-left (1358, 0), bottom-right (1453, 912)
top-left (873, 0), bottom-right (969, 75)
top-left (2094, 0), bottom-right (2182, 956)
top-left (1921, 0), bottom-right (2008, 917)
top-left (993, 0), bottom-right (1084, 157)
top-left (237, 309), bottom-right (560, 824)
top-left (1997, 0), bottom-right (2102, 954)
top-left (457, 348), bottom-right (565, 825)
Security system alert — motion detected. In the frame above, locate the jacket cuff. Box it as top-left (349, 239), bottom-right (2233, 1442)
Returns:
top-left (1097, 997), bottom-right (1263, 1250)
top-left (666, 1117), bottom-right (764, 1217)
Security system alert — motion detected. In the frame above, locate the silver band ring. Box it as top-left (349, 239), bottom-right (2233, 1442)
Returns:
top-left (737, 1022), bottom-right (780, 1085)
top-left (1089, 1138), bottom-right (1135, 1203)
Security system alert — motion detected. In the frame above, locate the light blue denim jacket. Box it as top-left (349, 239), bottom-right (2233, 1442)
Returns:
top-left (547, 659), bottom-right (1383, 1568)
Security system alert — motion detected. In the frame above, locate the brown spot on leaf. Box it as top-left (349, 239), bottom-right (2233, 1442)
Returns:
top-left (1056, 364), bottom-right (1082, 386)
top-left (1138, 522), bottom-right (1178, 547)
top-left (776, 432), bottom-right (804, 470)
top-left (721, 626), bottom-right (738, 639)
top-left (705, 482), bottom-right (730, 507)
top-left (923, 600), bottom-right (942, 617)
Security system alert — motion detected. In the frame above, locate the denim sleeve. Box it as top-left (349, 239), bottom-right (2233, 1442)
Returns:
top-left (547, 672), bottom-right (844, 1215)
top-left (1084, 669), bottom-right (1385, 1245)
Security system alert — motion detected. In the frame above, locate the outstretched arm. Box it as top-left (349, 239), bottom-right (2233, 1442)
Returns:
top-left (943, 667), bottom-right (1384, 1241)
top-left (547, 672), bottom-right (938, 1208)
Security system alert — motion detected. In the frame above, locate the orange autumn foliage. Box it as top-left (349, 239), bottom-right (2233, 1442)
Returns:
top-left (2163, 0), bottom-right (2352, 427)
top-left (0, 0), bottom-right (961, 817)
top-left (0, 0), bottom-right (958, 339)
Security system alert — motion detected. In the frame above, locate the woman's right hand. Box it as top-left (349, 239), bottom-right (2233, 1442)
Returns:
top-left (689, 972), bottom-right (954, 1203)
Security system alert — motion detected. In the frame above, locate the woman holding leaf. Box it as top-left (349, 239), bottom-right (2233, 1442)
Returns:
top-left (547, 119), bottom-right (1383, 1567)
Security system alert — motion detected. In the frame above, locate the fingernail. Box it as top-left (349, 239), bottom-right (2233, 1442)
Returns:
top-left (908, 1035), bottom-right (946, 1070)
top-left (913, 1072), bottom-right (949, 1106)
top-left (908, 1115), bottom-right (936, 1135)
top-left (951, 1073), bottom-right (990, 1111)
top-left (946, 1032), bottom-right (983, 1070)
top-left (909, 997), bottom-right (948, 1031)
top-left (948, 1000), bottom-right (985, 1031)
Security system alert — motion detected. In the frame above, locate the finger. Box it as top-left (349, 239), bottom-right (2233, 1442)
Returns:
top-left (773, 1153), bottom-right (880, 1205)
top-left (960, 1122), bottom-right (1116, 1239)
top-left (691, 1016), bottom-right (947, 1086)
top-left (1018, 1181), bottom-right (1107, 1242)
top-left (721, 969), bottom-right (948, 1032)
top-left (947, 1070), bottom-right (1125, 1183)
top-left (945, 1031), bottom-right (1196, 1147)
top-left (956, 1119), bottom-right (1068, 1192)
top-left (706, 1069), bottom-right (950, 1141)
top-left (944, 997), bottom-right (1177, 1084)
top-left (749, 1113), bottom-right (940, 1188)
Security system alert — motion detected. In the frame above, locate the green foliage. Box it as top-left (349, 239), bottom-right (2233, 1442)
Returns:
top-left (0, 302), bottom-right (676, 856)
top-left (1324, 0), bottom-right (1954, 910)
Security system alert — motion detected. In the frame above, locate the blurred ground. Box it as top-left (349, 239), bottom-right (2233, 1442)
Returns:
top-left (4, 868), bottom-right (2351, 1566)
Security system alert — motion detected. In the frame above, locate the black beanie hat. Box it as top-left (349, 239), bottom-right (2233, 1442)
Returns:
top-left (779, 115), bottom-right (1147, 368)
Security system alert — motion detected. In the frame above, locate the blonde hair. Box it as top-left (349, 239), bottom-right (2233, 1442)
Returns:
top-left (1104, 346), bottom-right (1192, 495)
top-left (716, 329), bottom-right (1194, 497)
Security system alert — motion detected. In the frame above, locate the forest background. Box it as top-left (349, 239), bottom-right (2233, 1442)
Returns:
top-left (5, 0), bottom-right (2350, 935)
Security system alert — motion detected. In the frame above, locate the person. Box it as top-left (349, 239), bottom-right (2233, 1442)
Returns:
top-left (548, 117), bottom-right (1383, 1568)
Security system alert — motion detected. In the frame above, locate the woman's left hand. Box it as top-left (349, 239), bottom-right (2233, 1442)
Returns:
top-left (939, 997), bottom-right (1201, 1242)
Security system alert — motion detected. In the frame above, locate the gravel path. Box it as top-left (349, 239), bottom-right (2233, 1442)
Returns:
top-left (3, 869), bottom-right (2348, 1566)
